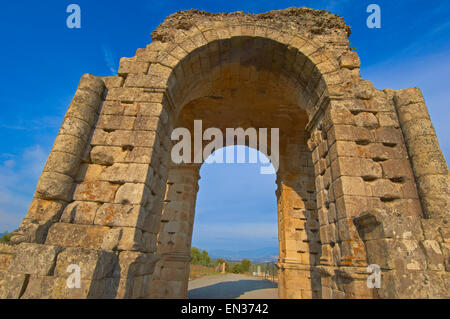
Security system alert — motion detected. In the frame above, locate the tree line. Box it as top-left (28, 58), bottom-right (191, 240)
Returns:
top-left (190, 247), bottom-right (251, 274)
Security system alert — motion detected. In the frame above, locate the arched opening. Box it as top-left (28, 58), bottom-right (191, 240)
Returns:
top-left (188, 146), bottom-right (278, 299)
top-left (165, 36), bottom-right (327, 121)
top-left (150, 35), bottom-right (322, 299)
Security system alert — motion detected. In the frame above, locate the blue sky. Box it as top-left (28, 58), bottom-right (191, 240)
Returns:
top-left (0, 1), bottom-right (449, 254)
top-left (193, 147), bottom-right (277, 252)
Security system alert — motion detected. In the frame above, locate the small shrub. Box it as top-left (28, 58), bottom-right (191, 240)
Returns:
top-left (0, 232), bottom-right (12, 244)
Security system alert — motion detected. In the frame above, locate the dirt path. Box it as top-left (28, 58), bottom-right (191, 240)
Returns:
top-left (188, 274), bottom-right (278, 299)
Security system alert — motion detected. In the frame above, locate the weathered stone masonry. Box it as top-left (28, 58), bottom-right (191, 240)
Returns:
top-left (0, 8), bottom-right (448, 298)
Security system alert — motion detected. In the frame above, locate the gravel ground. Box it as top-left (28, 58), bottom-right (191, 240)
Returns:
top-left (188, 274), bottom-right (278, 299)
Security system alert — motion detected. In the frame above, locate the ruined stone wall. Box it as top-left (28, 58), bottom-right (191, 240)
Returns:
top-left (0, 8), bottom-right (448, 299)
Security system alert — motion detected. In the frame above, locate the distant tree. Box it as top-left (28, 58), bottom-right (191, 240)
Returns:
top-left (231, 264), bottom-right (242, 274)
top-left (190, 247), bottom-right (211, 266)
top-left (240, 259), bottom-right (251, 273)
top-left (191, 247), bottom-right (202, 264)
top-left (201, 250), bottom-right (211, 265)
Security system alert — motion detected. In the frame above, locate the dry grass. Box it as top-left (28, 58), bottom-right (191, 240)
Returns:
top-left (189, 264), bottom-right (222, 280)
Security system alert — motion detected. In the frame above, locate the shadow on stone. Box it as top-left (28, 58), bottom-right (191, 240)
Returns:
top-left (188, 279), bottom-right (277, 299)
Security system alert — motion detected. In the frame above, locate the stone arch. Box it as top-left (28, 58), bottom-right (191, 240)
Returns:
top-left (126, 22), bottom-right (343, 124)
top-left (119, 14), bottom-right (355, 298)
top-left (1, 8), bottom-right (448, 299)
top-left (148, 34), bottom-right (322, 296)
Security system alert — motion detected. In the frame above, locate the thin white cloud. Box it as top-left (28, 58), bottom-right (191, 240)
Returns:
top-left (0, 144), bottom-right (49, 231)
top-left (387, 20), bottom-right (450, 64)
top-left (0, 116), bottom-right (63, 131)
top-left (102, 45), bottom-right (117, 75)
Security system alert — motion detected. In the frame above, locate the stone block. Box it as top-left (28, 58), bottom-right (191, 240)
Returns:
top-left (124, 74), bottom-right (167, 89)
top-left (360, 158), bottom-right (382, 180)
top-left (75, 163), bottom-right (105, 182)
top-left (421, 218), bottom-right (446, 241)
top-left (99, 163), bottom-right (152, 184)
top-left (377, 270), bottom-right (448, 299)
top-left (114, 251), bottom-right (159, 280)
top-left (402, 119), bottom-right (436, 139)
top-left (328, 125), bottom-right (373, 145)
top-left (421, 196), bottom-right (450, 219)
top-left (331, 157), bottom-right (361, 179)
top-left (0, 251), bottom-right (14, 271)
top-left (20, 275), bottom-right (56, 299)
top-left (406, 134), bottom-right (442, 156)
top-left (354, 80), bottom-right (374, 100)
top-left (117, 227), bottom-right (144, 251)
top-left (60, 201), bottom-right (101, 225)
top-left (26, 198), bottom-right (65, 223)
top-left (9, 218), bottom-right (49, 245)
top-left (118, 59), bottom-right (149, 75)
top-left (35, 172), bottom-right (74, 202)
top-left (101, 76), bottom-right (124, 89)
top-left (97, 114), bottom-right (136, 130)
top-left (54, 247), bottom-right (117, 280)
top-left (376, 112), bottom-right (399, 128)
top-left (417, 174), bottom-right (450, 196)
top-left (380, 159), bottom-right (414, 179)
top-left (394, 87), bottom-right (424, 106)
top-left (94, 203), bottom-right (145, 229)
top-left (46, 223), bottom-right (110, 250)
top-left (411, 151), bottom-right (449, 177)
top-left (9, 243), bottom-right (63, 276)
top-left (52, 276), bottom-right (93, 299)
top-left (115, 183), bottom-right (151, 205)
top-left (101, 228), bottom-right (123, 251)
top-left (336, 195), bottom-right (368, 219)
top-left (354, 112), bottom-right (378, 129)
top-left (353, 208), bottom-right (424, 241)
top-left (397, 102), bottom-right (430, 123)
top-left (133, 115), bottom-right (159, 131)
top-left (337, 218), bottom-right (360, 242)
top-left (91, 129), bottom-right (157, 148)
top-left (333, 176), bottom-right (366, 198)
top-left (440, 242), bottom-right (450, 271)
top-left (339, 51), bottom-right (360, 70)
top-left (374, 127), bottom-right (403, 145)
top-left (43, 151), bottom-right (80, 177)
top-left (90, 146), bottom-right (127, 165)
top-left (364, 179), bottom-right (402, 199)
top-left (106, 88), bottom-right (164, 103)
top-left (72, 86), bottom-right (102, 110)
top-left (419, 240), bottom-right (445, 271)
top-left (73, 181), bottom-right (119, 203)
top-left (0, 272), bottom-right (27, 299)
top-left (78, 73), bottom-right (105, 96)
top-left (365, 238), bottom-right (426, 270)
top-left (66, 101), bottom-right (98, 127)
top-left (53, 134), bottom-right (86, 158)
top-left (59, 117), bottom-right (92, 142)
top-left (339, 240), bottom-right (367, 266)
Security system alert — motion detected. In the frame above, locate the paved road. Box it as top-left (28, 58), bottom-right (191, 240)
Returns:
top-left (188, 274), bottom-right (278, 299)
